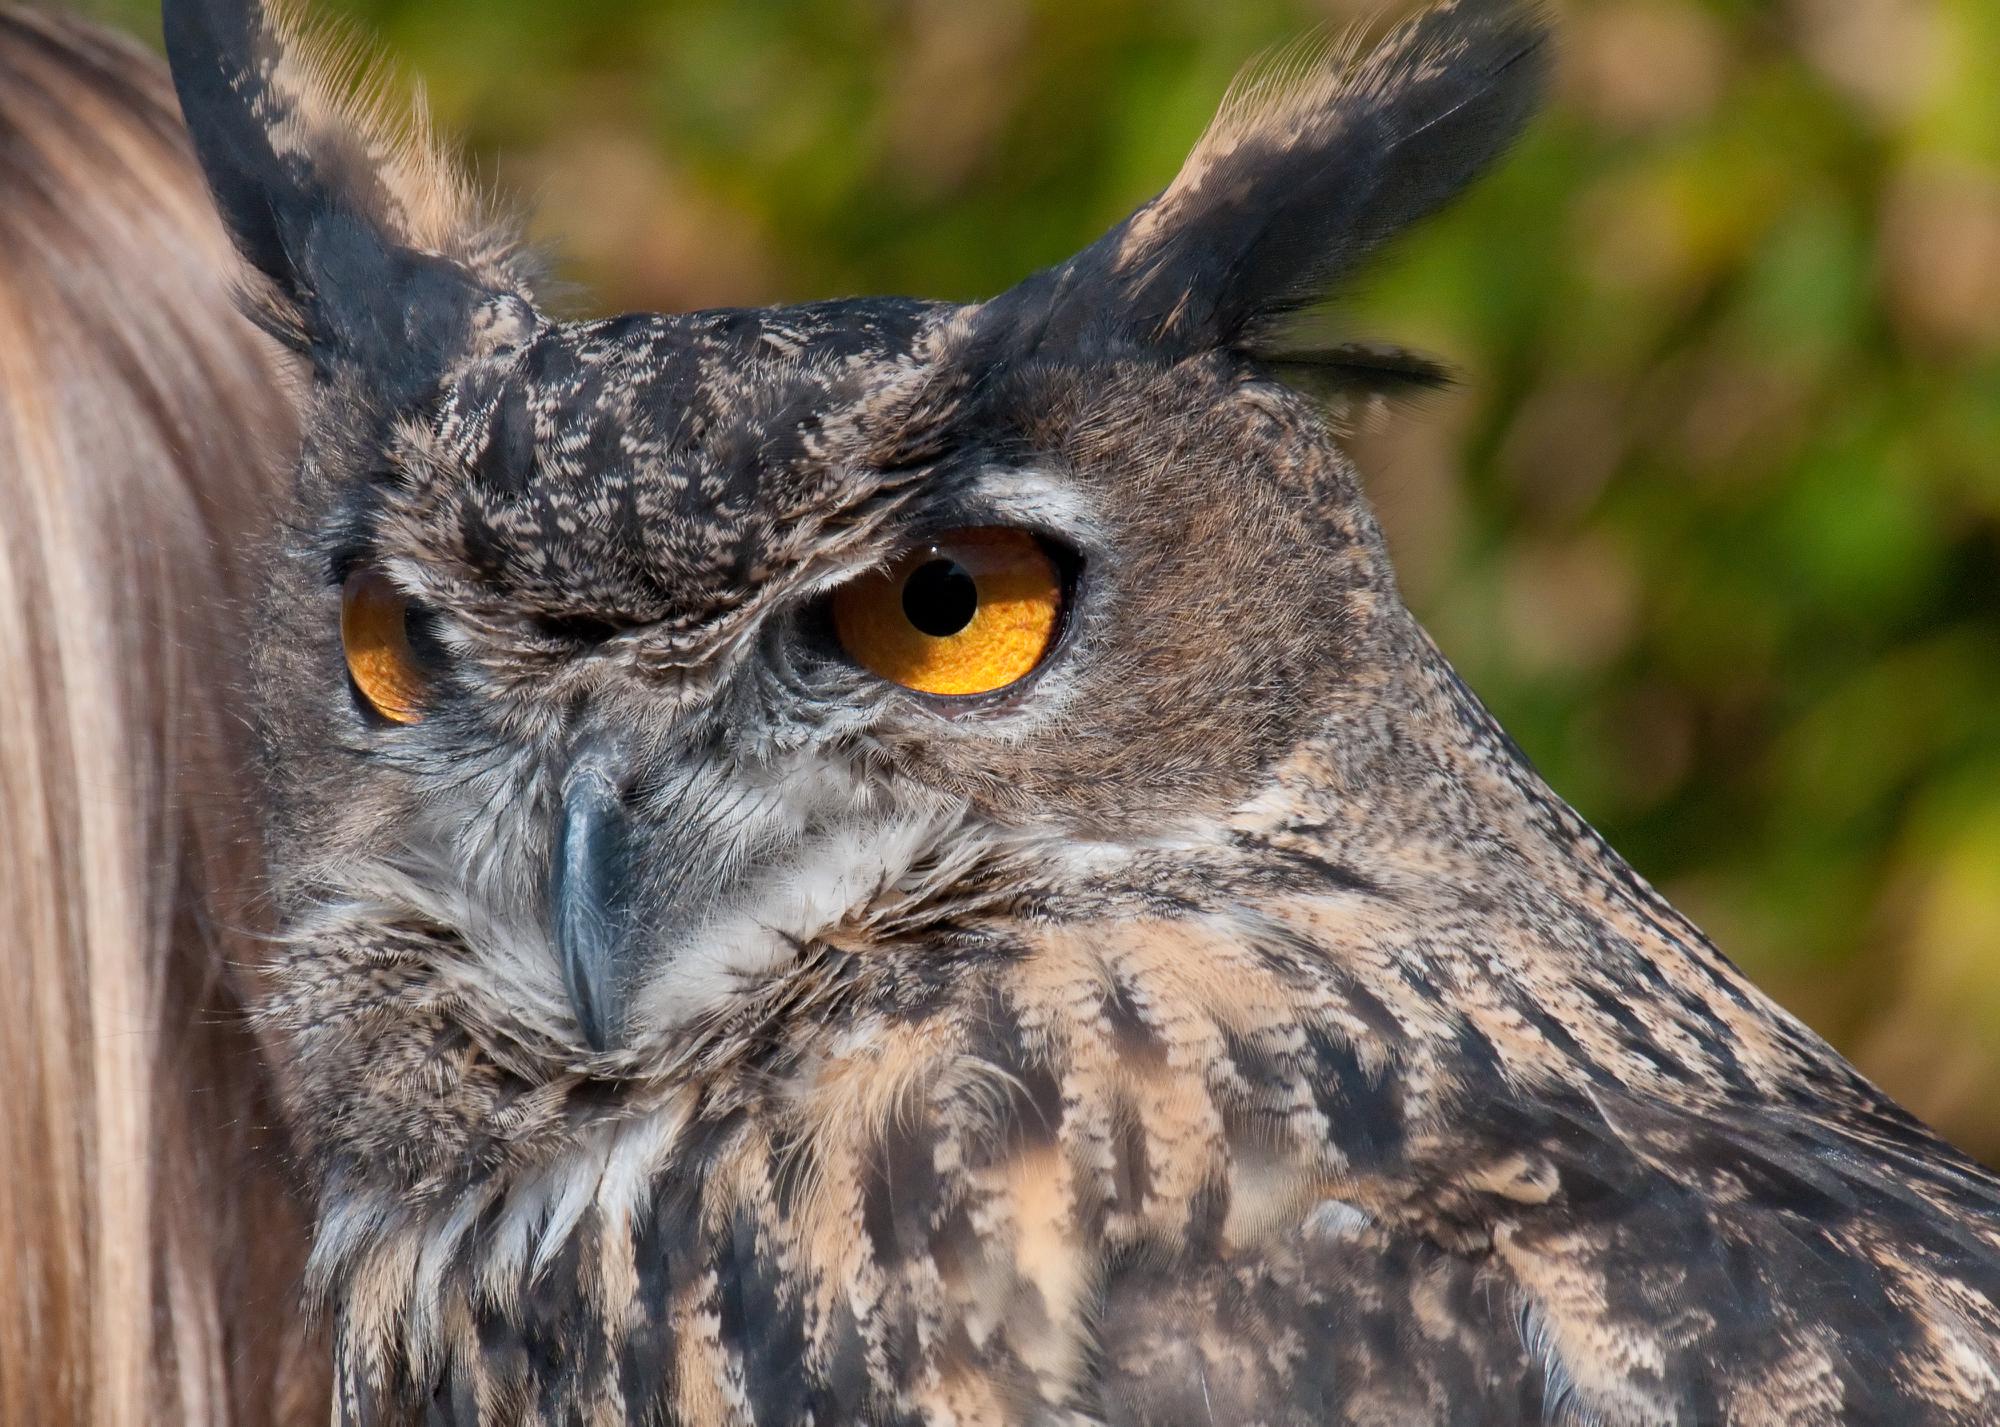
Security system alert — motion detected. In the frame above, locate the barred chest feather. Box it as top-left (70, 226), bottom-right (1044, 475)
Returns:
top-left (293, 708), bottom-right (2000, 1426)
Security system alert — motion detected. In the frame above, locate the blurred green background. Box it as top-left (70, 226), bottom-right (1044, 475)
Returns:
top-left (93, 0), bottom-right (2000, 1153)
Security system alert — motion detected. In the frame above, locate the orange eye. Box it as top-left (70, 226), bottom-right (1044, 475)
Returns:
top-left (832, 528), bottom-right (1066, 698)
top-left (340, 568), bottom-right (429, 725)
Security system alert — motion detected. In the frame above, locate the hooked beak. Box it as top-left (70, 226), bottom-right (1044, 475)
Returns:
top-left (549, 740), bottom-right (827, 1049)
top-left (550, 757), bottom-right (633, 1052)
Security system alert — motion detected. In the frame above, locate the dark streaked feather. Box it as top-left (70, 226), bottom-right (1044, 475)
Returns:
top-left (1262, 340), bottom-right (1459, 416)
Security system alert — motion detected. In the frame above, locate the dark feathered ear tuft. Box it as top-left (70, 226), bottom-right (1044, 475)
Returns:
top-left (163, 0), bottom-right (536, 393)
top-left (1131, 0), bottom-right (1547, 349)
top-left (1006, 0), bottom-right (1548, 369)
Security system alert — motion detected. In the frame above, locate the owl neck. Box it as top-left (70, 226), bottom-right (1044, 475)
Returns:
top-left (1224, 617), bottom-right (1866, 1105)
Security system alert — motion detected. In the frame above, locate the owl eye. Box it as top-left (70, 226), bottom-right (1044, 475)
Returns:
top-left (832, 527), bottom-right (1066, 697)
top-left (341, 568), bottom-right (431, 725)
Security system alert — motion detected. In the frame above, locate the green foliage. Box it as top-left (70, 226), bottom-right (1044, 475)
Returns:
top-left (98, 0), bottom-right (2000, 1151)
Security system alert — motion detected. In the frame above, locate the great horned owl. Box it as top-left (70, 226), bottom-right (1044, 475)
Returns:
top-left (161, 0), bottom-right (2000, 1422)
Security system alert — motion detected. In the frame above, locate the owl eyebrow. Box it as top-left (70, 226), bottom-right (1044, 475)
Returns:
top-left (326, 529), bottom-right (381, 589)
top-left (919, 466), bottom-right (1104, 548)
top-left (323, 465), bottom-right (425, 587)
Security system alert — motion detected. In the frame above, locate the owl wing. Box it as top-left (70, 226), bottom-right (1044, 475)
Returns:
top-left (1088, 1082), bottom-right (2000, 1427)
top-left (1093, 1211), bottom-right (1548, 1426)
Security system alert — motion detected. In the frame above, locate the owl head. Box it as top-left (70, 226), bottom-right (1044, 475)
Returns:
top-left (166, 0), bottom-right (1547, 1062)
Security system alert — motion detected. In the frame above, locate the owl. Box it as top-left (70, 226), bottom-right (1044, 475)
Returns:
top-left (161, 0), bottom-right (2000, 1422)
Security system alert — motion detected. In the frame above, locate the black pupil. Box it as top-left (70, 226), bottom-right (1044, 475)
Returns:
top-left (902, 558), bottom-right (979, 638)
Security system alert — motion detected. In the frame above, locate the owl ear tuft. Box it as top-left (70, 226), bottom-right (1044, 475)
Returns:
top-left (163, 0), bottom-right (534, 393)
top-left (1005, 0), bottom-right (1548, 369)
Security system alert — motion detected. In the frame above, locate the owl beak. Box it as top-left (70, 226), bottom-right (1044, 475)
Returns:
top-left (551, 759), bottom-right (634, 1053)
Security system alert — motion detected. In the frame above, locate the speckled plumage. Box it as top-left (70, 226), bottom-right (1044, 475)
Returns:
top-left (160, 0), bottom-right (2000, 1422)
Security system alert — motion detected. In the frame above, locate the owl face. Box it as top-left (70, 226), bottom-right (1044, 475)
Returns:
top-left (256, 295), bottom-right (1395, 1051)
top-left (172, 0), bottom-right (1547, 1058)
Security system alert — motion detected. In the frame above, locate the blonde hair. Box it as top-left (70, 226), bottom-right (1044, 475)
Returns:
top-left (0, 10), bottom-right (319, 1423)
